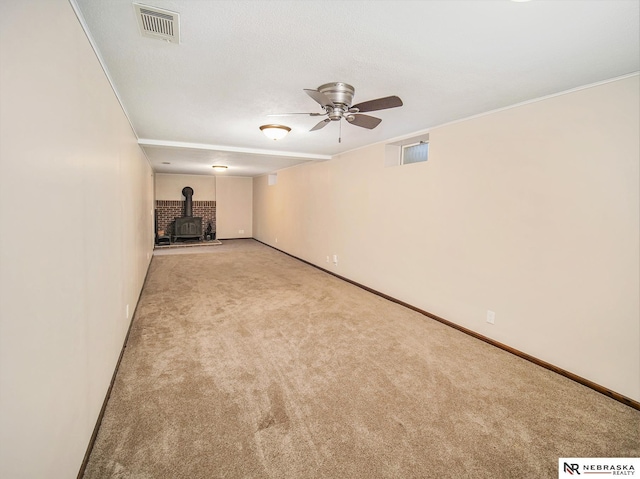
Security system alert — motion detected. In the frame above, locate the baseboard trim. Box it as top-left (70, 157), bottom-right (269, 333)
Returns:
top-left (256, 239), bottom-right (640, 411)
top-left (217, 236), bottom-right (253, 240)
top-left (76, 255), bottom-right (155, 478)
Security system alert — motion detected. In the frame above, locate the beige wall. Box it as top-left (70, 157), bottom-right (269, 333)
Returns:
top-left (0, 1), bottom-right (154, 478)
top-left (217, 176), bottom-right (253, 239)
top-left (155, 173), bottom-right (216, 200)
top-left (253, 75), bottom-right (640, 402)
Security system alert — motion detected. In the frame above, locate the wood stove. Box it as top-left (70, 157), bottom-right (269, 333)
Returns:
top-left (172, 186), bottom-right (203, 241)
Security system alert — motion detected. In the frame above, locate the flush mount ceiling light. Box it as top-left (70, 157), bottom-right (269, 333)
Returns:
top-left (212, 165), bottom-right (228, 171)
top-left (260, 124), bottom-right (291, 140)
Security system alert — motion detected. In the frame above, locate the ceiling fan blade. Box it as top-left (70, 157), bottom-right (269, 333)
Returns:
top-left (267, 112), bottom-right (324, 117)
top-left (352, 95), bottom-right (403, 113)
top-left (348, 114), bottom-right (382, 129)
top-left (304, 89), bottom-right (335, 108)
top-left (310, 119), bottom-right (331, 131)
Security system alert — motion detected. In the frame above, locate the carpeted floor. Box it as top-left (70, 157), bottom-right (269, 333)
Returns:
top-left (83, 239), bottom-right (639, 478)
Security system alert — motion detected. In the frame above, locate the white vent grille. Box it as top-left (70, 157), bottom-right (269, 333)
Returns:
top-left (134, 3), bottom-right (180, 44)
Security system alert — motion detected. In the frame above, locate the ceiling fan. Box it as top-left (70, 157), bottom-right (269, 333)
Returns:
top-left (269, 82), bottom-right (403, 140)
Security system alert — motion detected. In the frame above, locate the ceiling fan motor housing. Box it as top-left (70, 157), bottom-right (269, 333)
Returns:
top-left (318, 82), bottom-right (355, 108)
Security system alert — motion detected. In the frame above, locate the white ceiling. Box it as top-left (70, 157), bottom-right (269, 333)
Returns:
top-left (72, 0), bottom-right (639, 177)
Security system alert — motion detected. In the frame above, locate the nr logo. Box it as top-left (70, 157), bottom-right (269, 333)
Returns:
top-left (564, 462), bottom-right (581, 475)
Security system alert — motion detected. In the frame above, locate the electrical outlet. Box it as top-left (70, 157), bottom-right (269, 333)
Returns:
top-left (333, 254), bottom-right (338, 266)
top-left (275, 237), bottom-right (278, 243)
top-left (486, 310), bottom-right (495, 324)
top-left (326, 256), bottom-right (330, 263)
top-left (126, 304), bottom-right (130, 319)
top-left (239, 229), bottom-right (244, 234)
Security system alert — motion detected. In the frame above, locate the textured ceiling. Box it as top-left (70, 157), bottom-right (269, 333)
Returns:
top-left (72, 0), bottom-right (640, 177)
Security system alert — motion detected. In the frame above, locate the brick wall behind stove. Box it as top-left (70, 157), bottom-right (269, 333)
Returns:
top-left (156, 200), bottom-right (216, 236)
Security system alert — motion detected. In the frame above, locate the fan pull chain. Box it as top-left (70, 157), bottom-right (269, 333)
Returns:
top-left (339, 120), bottom-right (342, 143)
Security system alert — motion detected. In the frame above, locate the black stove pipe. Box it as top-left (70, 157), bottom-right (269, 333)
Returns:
top-left (182, 186), bottom-right (194, 217)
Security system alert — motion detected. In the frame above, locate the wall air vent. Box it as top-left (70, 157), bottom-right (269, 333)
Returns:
top-left (134, 3), bottom-right (180, 44)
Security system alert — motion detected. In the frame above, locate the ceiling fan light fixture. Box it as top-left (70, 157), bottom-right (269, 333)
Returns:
top-left (212, 165), bottom-right (228, 171)
top-left (260, 124), bottom-right (291, 140)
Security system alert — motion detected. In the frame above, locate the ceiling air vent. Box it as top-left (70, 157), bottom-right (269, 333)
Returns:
top-left (134, 3), bottom-right (180, 44)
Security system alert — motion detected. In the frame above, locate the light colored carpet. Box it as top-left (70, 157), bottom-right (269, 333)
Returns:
top-left (84, 239), bottom-right (639, 478)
